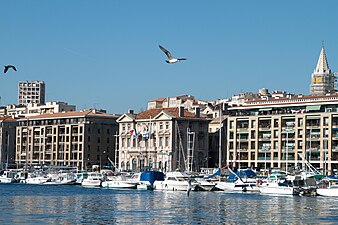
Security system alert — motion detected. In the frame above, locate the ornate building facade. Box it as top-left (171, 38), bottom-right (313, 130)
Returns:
top-left (117, 107), bottom-right (209, 172)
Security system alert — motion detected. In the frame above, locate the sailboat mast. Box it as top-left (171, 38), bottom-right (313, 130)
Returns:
top-left (218, 106), bottom-right (222, 170)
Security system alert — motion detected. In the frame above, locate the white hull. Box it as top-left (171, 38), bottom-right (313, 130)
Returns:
top-left (259, 187), bottom-right (294, 195)
top-left (216, 181), bottom-right (259, 192)
top-left (24, 177), bottom-right (50, 184)
top-left (316, 188), bottom-right (338, 197)
top-left (0, 177), bottom-right (15, 183)
top-left (258, 184), bottom-right (295, 195)
top-left (153, 171), bottom-right (198, 191)
top-left (82, 180), bottom-right (101, 187)
top-left (101, 180), bottom-right (137, 189)
top-left (153, 181), bottom-right (195, 191)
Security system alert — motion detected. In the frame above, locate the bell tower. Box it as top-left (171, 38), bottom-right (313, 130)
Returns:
top-left (310, 46), bottom-right (335, 95)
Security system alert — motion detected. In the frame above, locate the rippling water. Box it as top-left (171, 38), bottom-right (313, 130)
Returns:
top-left (1, 184), bottom-right (338, 224)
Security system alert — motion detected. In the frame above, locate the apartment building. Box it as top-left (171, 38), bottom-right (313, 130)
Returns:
top-left (226, 94), bottom-right (338, 174)
top-left (117, 107), bottom-right (209, 172)
top-left (0, 116), bottom-right (17, 169)
top-left (3, 101), bottom-right (76, 117)
top-left (18, 80), bottom-right (46, 106)
top-left (15, 110), bottom-right (119, 170)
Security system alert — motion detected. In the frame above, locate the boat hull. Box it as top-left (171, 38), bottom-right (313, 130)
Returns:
top-left (101, 180), bottom-right (137, 189)
top-left (316, 188), bottom-right (338, 197)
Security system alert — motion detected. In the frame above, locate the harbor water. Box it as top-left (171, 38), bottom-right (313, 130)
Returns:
top-left (1, 183), bottom-right (338, 224)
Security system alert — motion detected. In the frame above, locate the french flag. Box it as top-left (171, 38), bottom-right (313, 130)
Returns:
top-left (130, 129), bottom-right (138, 139)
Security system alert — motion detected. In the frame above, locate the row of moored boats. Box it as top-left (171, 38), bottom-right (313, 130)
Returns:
top-left (0, 168), bottom-right (337, 197)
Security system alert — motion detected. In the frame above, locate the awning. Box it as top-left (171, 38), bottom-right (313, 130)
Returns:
top-left (259, 108), bottom-right (272, 111)
top-left (306, 105), bottom-right (321, 111)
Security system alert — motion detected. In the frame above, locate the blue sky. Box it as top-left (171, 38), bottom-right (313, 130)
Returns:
top-left (1, 1), bottom-right (338, 114)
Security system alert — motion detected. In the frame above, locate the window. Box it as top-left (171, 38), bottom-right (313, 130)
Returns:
top-left (298, 118), bottom-right (303, 127)
top-left (251, 120), bottom-right (256, 129)
top-left (165, 137), bottom-right (169, 146)
top-left (159, 137), bottom-right (163, 147)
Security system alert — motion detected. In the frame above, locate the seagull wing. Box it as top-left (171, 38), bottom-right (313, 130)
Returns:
top-left (4, 66), bottom-right (8, 74)
top-left (159, 45), bottom-right (174, 60)
top-left (11, 65), bottom-right (17, 71)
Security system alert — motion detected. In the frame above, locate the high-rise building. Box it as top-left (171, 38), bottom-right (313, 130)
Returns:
top-left (310, 47), bottom-right (335, 95)
top-left (18, 81), bottom-right (46, 106)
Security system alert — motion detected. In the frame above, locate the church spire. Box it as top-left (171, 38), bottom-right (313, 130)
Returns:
top-left (314, 46), bottom-right (331, 74)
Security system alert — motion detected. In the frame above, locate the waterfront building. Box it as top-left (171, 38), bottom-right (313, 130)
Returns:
top-left (147, 95), bottom-right (195, 109)
top-left (25, 101), bottom-right (76, 116)
top-left (226, 93), bottom-right (338, 174)
top-left (310, 47), bottom-right (336, 96)
top-left (18, 80), bottom-right (46, 106)
top-left (208, 115), bottom-right (227, 168)
top-left (15, 110), bottom-right (119, 170)
top-left (3, 101), bottom-right (76, 117)
top-left (117, 107), bottom-right (209, 172)
top-left (0, 116), bottom-right (17, 169)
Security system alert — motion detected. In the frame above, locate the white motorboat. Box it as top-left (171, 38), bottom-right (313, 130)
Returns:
top-left (101, 174), bottom-right (138, 189)
top-left (258, 173), bottom-right (300, 195)
top-left (43, 173), bottom-right (77, 185)
top-left (316, 176), bottom-right (338, 197)
top-left (153, 171), bottom-right (199, 191)
top-left (215, 169), bottom-right (259, 192)
top-left (24, 175), bottom-right (50, 184)
top-left (81, 172), bottom-right (103, 187)
top-left (0, 170), bottom-right (17, 183)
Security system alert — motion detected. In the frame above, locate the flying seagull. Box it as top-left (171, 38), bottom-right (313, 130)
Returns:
top-left (159, 45), bottom-right (187, 64)
top-left (4, 65), bottom-right (17, 74)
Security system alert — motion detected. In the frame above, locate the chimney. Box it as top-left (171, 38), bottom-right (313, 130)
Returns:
top-left (195, 107), bottom-right (200, 118)
top-left (128, 109), bottom-right (134, 114)
top-left (179, 106), bottom-right (184, 117)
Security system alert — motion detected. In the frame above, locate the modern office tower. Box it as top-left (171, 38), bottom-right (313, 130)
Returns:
top-left (310, 47), bottom-right (335, 95)
top-left (18, 81), bottom-right (46, 106)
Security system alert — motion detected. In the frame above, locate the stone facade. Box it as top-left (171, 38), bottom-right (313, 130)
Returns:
top-left (117, 107), bottom-right (209, 172)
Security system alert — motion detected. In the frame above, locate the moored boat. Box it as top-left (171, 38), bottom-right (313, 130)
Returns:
top-left (81, 172), bottom-right (104, 187)
top-left (0, 170), bottom-right (17, 183)
top-left (153, 171), bottom-right (198, 191)
top-left (215, 169), bottom-right (259, 192)
top-left (316, 176), bottom-right (338, 197)
top-left (257, 172), bottom-right (300, 195)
